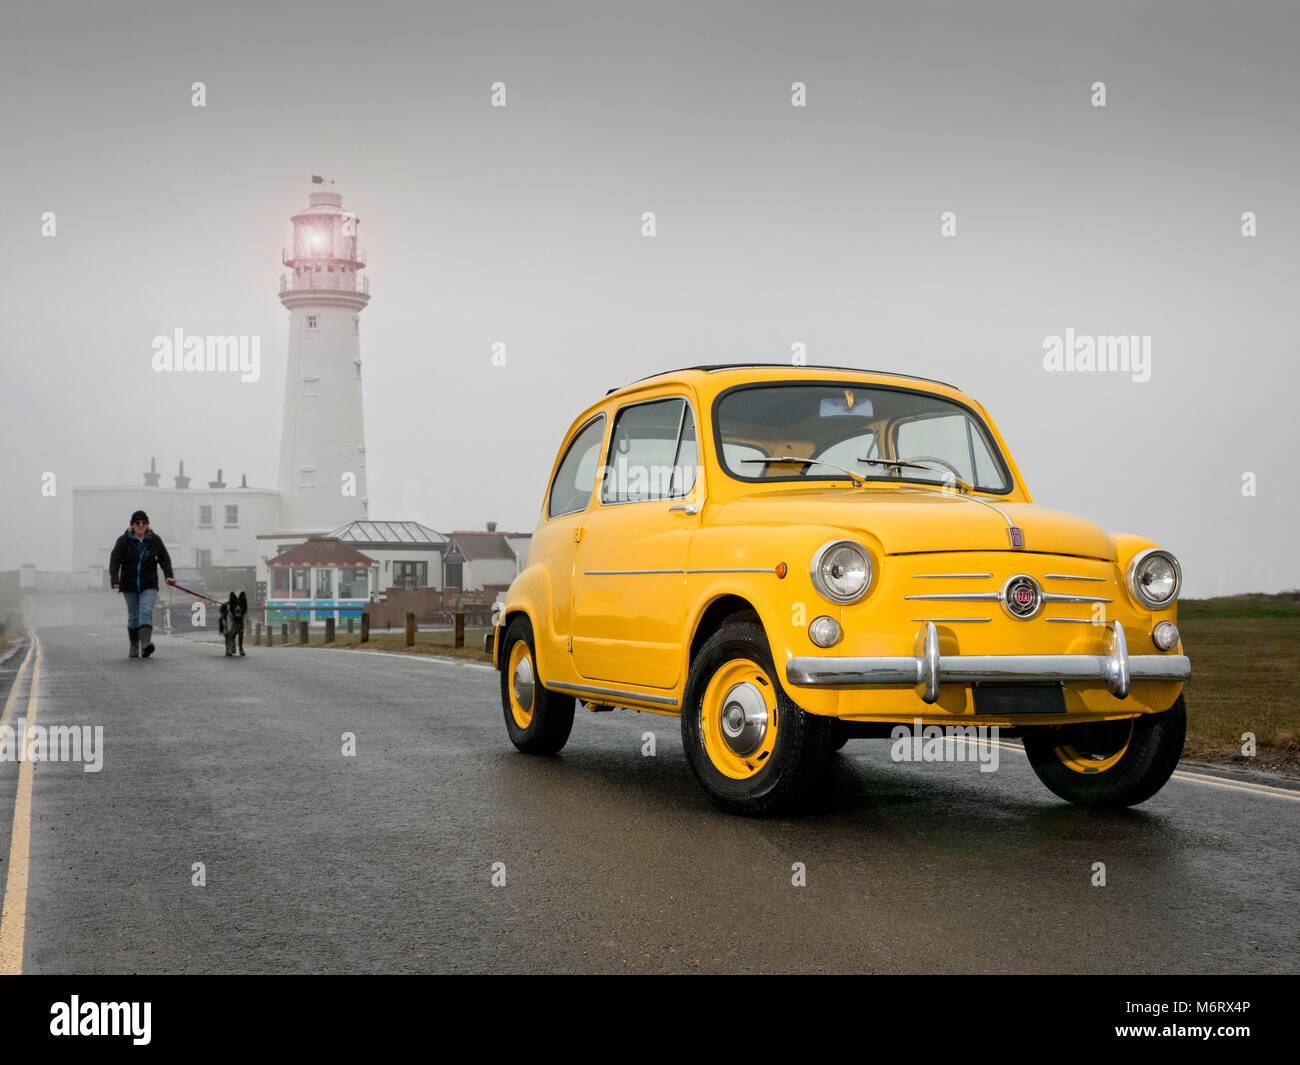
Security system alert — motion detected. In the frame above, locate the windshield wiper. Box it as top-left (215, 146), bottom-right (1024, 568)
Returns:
top-left (740, 455), bottom-right (867, 488)
top-left (857, 458), bottom-right (974, 494)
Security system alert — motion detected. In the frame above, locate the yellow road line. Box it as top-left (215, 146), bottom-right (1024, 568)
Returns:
top-left (0, 633), bottom-right (41, 975)
top-left (0, 637), bottom-right (35, 732)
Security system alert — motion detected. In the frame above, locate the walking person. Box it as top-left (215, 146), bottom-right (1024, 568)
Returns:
top-left (109, 510), bottom-right (176, 658)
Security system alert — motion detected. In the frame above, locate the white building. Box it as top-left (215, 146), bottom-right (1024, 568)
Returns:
top-left (325, 520), bottom-right (447, 592)
top-left (73, 462), bottom-right (279, 576)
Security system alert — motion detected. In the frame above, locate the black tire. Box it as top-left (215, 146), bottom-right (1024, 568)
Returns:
top-left (681, 620), bottom-right (833, 816)
top-left (499, 617), bottom-right (575, 755)
top-left (1021, 696), bottom-right (1186, 808)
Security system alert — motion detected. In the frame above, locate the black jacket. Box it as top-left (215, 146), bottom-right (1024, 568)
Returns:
top-left (109, 530), bottom-right (175, 594)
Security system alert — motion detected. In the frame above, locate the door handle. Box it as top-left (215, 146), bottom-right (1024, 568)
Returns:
top-left (669, 503), bottom-right (698, 515)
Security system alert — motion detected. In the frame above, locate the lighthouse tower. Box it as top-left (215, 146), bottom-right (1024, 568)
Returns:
top-left (277, 179), bottom-right (371, 533)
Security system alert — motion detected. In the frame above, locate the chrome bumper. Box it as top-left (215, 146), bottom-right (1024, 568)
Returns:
top-left (785, 621), bottom-right (1189, 704)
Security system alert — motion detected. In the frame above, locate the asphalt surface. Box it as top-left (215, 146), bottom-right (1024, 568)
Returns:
top-left (1, 600), bottom-right (1297, 974)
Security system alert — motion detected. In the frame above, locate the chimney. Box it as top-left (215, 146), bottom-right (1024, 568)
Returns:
top-left (174, 460), bottom-right (190, 489)
top-left (240, 474), bottom-right (248, 488)
top-left (486, 521), bottom-right (498, 532)
top-left (142, 456), bottom-right (161, 487)
top-left (208, 467), bottom-right (226, 489)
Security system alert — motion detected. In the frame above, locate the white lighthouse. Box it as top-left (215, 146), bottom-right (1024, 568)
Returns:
top-left (276, 178), bottom-right (371, 533)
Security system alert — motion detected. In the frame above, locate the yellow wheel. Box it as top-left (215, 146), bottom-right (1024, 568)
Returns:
top-left (1022, 697), bottom-right (1186, 807)
top-left (682, 620), bottom-right (832, 815)
top-left (506, 638), bottom-right (535, 730)
top-left (1053, 718), bottom-right (1134, 775)
top-left (698, 658), bottom-right (781, 780)
top-left (499, 617), bottom-right (575, 754)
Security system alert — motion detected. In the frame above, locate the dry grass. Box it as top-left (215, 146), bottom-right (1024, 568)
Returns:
top-left (1177, 597), bottom-right (1300, 761)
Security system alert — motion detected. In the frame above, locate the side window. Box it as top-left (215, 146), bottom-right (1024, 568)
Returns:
top-left (601, 398), bottom-right (693, 504)
top-left (548, 415), bottom-right (606, 519)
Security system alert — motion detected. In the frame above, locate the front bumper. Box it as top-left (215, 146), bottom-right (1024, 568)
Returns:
top-left (786, 621), bottom-right (1189, 704)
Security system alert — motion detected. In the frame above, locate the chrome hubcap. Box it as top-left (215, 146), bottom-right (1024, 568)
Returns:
top-left (719, 681), bottom-right (767, 756)
top-left (512, 656), bottom-right (534, 711)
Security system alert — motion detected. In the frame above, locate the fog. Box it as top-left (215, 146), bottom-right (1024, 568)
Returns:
top-left (2, 0), bottom-right (1297, 596)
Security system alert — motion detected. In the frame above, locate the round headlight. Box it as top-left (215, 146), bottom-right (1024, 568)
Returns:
top-left (1127, 549), bottom-right (1182, 609)
top-left (810, 541), bottom-right (872, 603)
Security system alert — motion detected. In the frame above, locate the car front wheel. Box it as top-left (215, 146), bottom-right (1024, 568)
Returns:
top-left (681, 620), bottom-right (833, 815)
top-left (500, 617), bottom-right (575, 755)
top-left (1021, 696), bottom-right (1186, 808)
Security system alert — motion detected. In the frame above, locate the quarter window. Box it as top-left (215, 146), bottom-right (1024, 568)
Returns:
top-left (548, 415), bottom-right (606, 519)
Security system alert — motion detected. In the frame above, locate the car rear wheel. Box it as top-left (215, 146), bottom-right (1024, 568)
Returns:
top-left (681, 620), bottom-right (833, 815)
top-left (1021, 696), bottom-right (1186, 808)
top-left (500, 617), bottom-right (575, 755)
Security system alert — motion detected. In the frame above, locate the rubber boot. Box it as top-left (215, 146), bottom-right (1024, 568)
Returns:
top-left (140, 625), bottom-right (155, 658)
top-left (129, 627), bottom-right (140, 658)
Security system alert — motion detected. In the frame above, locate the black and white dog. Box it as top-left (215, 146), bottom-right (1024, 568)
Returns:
top-left (218, 592), bottom-right (247, 657)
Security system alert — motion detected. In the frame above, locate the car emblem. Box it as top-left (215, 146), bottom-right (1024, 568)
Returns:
top-left (1001, 574), bottom-right (1042, 620)
top-left (1007, 525), bottom-right (1024, 549)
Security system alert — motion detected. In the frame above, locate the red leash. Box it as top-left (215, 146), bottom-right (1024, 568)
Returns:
top-left (168, 581), bottom-right (226, 606)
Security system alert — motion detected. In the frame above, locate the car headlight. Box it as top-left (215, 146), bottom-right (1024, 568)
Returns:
top-left (1126, 549), bottom-right (1182, 609)
top-left (810, 540), bottom-right (872, 603)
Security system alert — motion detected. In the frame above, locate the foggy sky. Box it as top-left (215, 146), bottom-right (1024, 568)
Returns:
top-left (2, 0), bottom-right (1297, 596)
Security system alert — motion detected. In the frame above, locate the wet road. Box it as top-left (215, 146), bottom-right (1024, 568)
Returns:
top-left (1, 616), bottom-right (1297, 974)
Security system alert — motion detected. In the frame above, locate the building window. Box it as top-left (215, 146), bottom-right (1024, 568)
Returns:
top-left (225, 505), bottom-right (238, 526)
top-left (271, 569), bottom-right (289, 596)
top-left (353, 315), bottom-right (360, 335)
top-left (393, 561), bottom-right (427, 591)
top-left (306, 314), bottom-right (319, 330)
top-left (291, 568), bottom-right (311, 599)
top-left (338, 567), bottom-right (368, 599)
top-left (198, 504), bottom-right (213, 526)
top-left (444, 561), bottom-right (463, 590)
top-left (299, 467), bottom-right (317, 487)
top-left (196, 549), bottom-right (211, 567)
top-left (316, 568), bottom-right (333, 599)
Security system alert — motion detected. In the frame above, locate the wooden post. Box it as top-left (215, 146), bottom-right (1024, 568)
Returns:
top-left (325, 617), bottom-right (335, 643)
top-left (405, 612), bottom-right (415, 647)
top-left (266, 625), bottom-right (272, 647)
top-left (347, 616), bottom-right (354, 635)
top-left (454, 612), bottom-right (465, 649)
top-left (299, 620), bottom-right (308, 644)
top-left (255, 622), bottom-right (262, 646)
top-left (361, 612), bottom-right (370, 642)
top-left (281, 623), bottom-right (289, 643)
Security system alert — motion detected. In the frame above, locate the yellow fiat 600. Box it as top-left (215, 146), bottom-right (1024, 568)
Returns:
top-left (491, 365), bottom-right (1190, 815)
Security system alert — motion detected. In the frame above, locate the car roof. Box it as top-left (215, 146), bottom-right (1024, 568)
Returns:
top-left (605, 363), bottom-right (961, 397)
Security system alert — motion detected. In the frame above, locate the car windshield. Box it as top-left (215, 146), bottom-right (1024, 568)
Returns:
top-left (714, 382), bottom-right (1011, 493)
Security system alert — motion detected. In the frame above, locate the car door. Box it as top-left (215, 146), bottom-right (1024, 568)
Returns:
top-left (571, 396), bottom-right (702, 691)
top-left (533, 413), bottom-right (607, 673)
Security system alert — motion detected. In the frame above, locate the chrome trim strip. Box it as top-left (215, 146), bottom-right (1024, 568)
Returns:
top-left (904, 592), bottom-right (1000, 601)
top-left (1043, 573), bottom-right (1106, 582)
top-left (786, 622), bottom-right (1189, 704)
top-left (1044, 617), bottom-right (1103, 623)
top-left (1041, 593), bottom-right (1112, 604)
top-left (909, 617), bottom-right (991, 623)
top-left (583, 569), bottom-right (685, 575)
top-left (913, 573), bottom-right (993, 579)
top-left (686, 568), bottom-right (775, 574)
top-left (548, 681), bottom-right (679, 707)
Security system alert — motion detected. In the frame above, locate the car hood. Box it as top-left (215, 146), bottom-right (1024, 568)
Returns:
top-left (713, 486), bottom-right (1115, 560)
